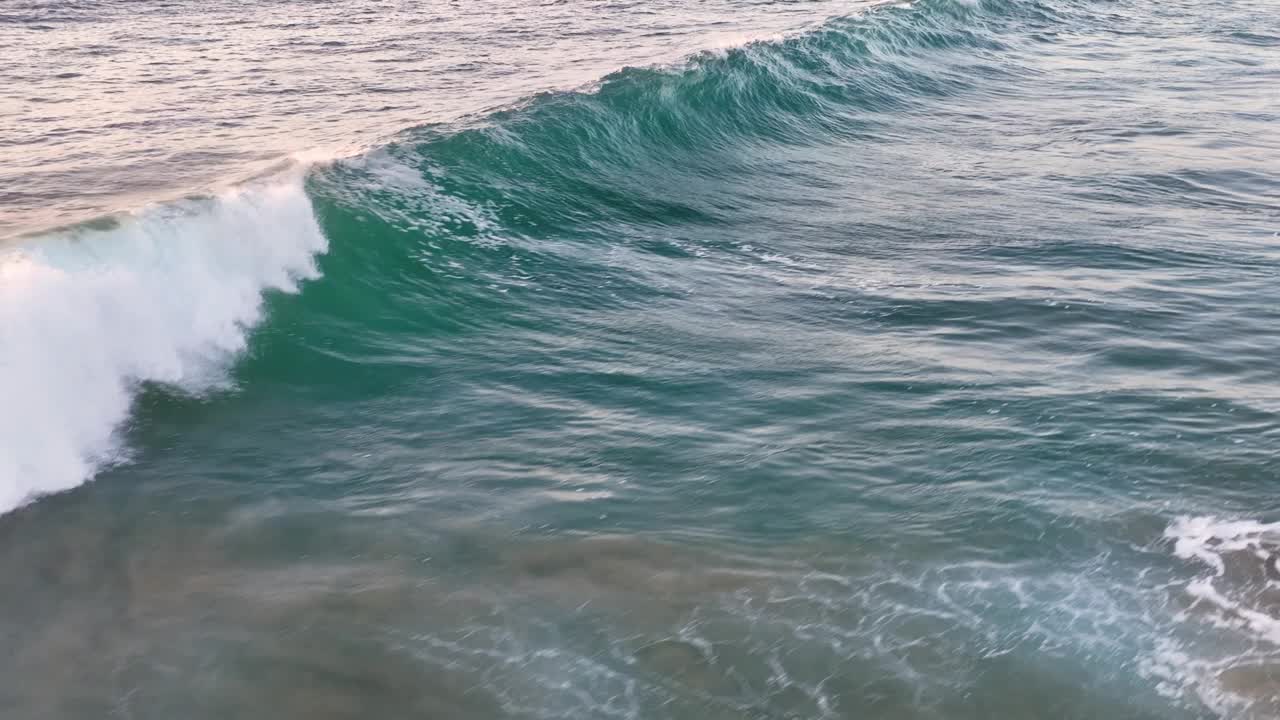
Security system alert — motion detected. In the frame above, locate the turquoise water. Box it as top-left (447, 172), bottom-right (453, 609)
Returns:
top-left (2, 0), bottom-right (1280, 717)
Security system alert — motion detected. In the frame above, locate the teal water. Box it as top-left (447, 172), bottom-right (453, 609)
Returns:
top-left (2, 0), bottom-right (1280, 717)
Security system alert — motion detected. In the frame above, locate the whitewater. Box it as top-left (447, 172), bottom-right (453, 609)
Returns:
top-left (0, 175), bottom-right (326, 510)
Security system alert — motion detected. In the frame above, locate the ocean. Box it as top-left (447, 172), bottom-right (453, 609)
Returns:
top-left (1, 0), bottom-right (1279, 717)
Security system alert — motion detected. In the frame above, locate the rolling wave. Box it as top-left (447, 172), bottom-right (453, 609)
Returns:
top-left (0, 0), bottom-right (1135, 507)
top-left (0, 0), bottom-right (1055, 514)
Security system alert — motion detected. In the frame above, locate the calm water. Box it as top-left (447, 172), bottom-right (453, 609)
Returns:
top-left (2, 0), bottom-right (1280, 718)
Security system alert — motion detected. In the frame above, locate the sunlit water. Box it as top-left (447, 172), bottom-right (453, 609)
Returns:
top-left (2, 0), bottom-right (1279, 718)
top-left (1, 0), bottom-right (852, 237)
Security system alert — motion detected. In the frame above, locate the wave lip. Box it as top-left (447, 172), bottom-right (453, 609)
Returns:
top-left (0, 175), bottom-right (327, 514)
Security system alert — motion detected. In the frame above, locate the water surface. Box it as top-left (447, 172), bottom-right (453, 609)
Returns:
top-left (2, 0), bottom-right (1279, 717)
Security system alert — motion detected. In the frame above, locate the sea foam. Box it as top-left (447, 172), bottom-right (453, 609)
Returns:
top-left (0, 175), bottom-right (327, 513)
top-left (1144, 516), bottom-right (1280, 717)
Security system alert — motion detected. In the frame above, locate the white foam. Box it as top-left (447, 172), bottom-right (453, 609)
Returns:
top-left (1164, 516), bottom-right (1280, 648)
top-left (1166, 515), bottom-right (1280, 576)
top-left (0, 174), bottom-right (327, 513)
top-left (1145, 516), bottom-right (1280, 717)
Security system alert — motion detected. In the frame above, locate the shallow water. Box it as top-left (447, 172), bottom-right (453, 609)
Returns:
top-left (2, 0), bottom-right (1280, 717)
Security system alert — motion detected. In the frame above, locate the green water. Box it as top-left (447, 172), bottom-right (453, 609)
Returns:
top-left (2, 0), bottom-right (1279, 717)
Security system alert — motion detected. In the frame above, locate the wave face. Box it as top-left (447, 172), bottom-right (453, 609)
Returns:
top-left (4, 0), bottom-right (1280, 718)
top-left (0, 177), bottom-right (326, 511)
